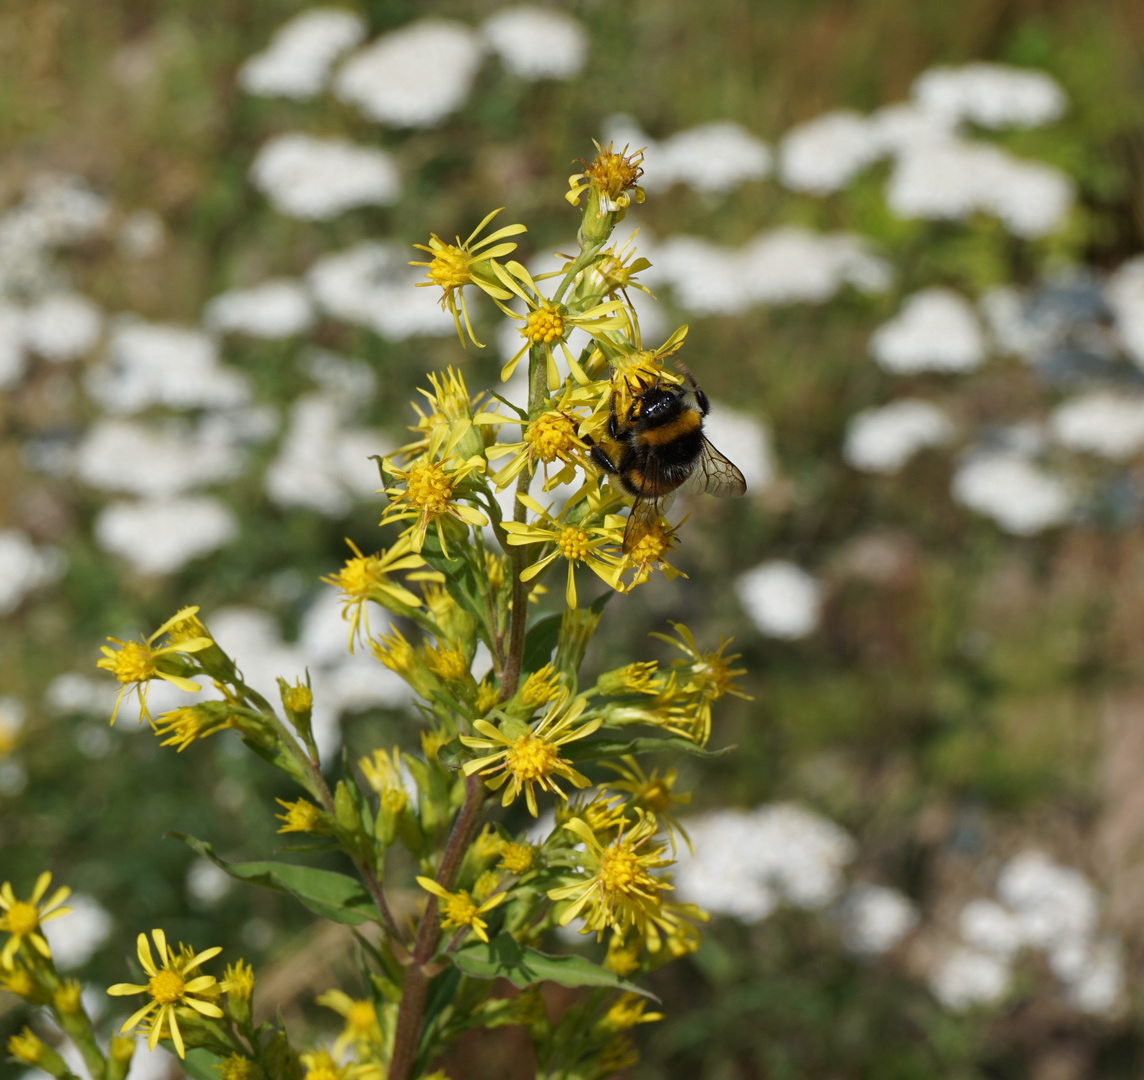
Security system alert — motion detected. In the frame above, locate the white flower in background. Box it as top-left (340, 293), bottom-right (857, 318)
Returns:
top-left (868, 102), bottom-right (957, 154)
top-left (264, 393), bottom-right (391, 517)
top-left (85, 318), bottom-right (250, 414)
top-left (704, 402), bottom-right (775, 491)
top-left (887, 138), bottom-right (1073, 239)
top-left (481, 6), bottom-right (587, 80)
top-left (0, 303), bottom-right (26, 388)
top-left (995, 850), bottom-right (1098, 949)
top-left (844, 399), bottom-right (954, 473)
top-left (779, 110), bottom-right (881, 194)
top-left (186, 860), bottom-right (232, 906)
top-left (1050, 392), bottom-right (1144, 460)
top-left (334, 20), bottom-right (484, 127)
top-left (94, 497), bottom-right (238, 575)
top-left (647, 227), bottom-right (890, 315)
top-left (958, 898), bottom-right (1024, 958)
top-left (676, 804), bottom-right (856, 919)
top-left (306, 241), bottom-right (453, 340)
top-left (605, 116), bottom-right (770, 196)
top-left (838, 883), bottom-right (918, 956)
top-left (952, 451), bottom-right (1073, 535)
top-left (736, 560), bottom-right (822, 640)
top-left (239, 8), bottom-right (366, 99)
top-left (978, 285), bottom-right (1056, 361)
top-left (250, 134), bottom-right (401, 220)
top-left (870, 288), bottom-right (985, 374)
top-left (0, 530), bottom-right (65, 615)
top-left (42, 894), bottom-right (112, 971)
top-left (1105, 255), bottom-right (1144, 368)
top-left (22, 293), bottom-right (103, 361)
top-left (1052, 936), bottom-right (1126, 1018)
top-left (929, 946), bottom-right (1011, 1010)
top-left (117, 210), bottom-right (166, 259)
top-left (911, 63), bottom-right (1067, 130)
top-left (204, 279), bottom-right (315, 339)
top-left (304, 350), bottom-right (378, 400)
top-left (75, 419), bottom-right (245, 497)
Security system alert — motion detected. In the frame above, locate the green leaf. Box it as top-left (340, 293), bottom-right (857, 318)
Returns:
top-left (436, 738), bottom-right (467, 770)
top-left (450, 932), bottom-right (656, 999)
top-left (522, 614), bottom-right (562, 675)
top-left (419, 523), bottom-right (494, 651)
top-left (172, 834), bottom-right (378, 926)
top-left (565, 735), bottom-right (736, 761)
top-left (182, 1049), bottom-right (225, 1080)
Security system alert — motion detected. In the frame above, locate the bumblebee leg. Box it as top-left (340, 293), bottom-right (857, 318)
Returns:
top-left (583, 436), bottom-right (621, 476)
top-left (674, 360), bottom-right (709, 416)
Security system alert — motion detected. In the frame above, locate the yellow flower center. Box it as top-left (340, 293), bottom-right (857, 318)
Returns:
top-left (598, 845), bottom-right (641, 894)
top-left (444, 891), bottom-right (479, 927)
top-left (336, 556), bottom-right (380, 599)
top-left (426, 243), bottom-right (471, 291)
top-left (2, 970), bottom-right (37, 997)
top-left (346, 1000), bottom-right (377, 1034)
top-left (6, 901), bottom-right (38, 936)
top-left (278, 799), bottom-right (322, 833)
top-left (557, 526), bottom-right (592, 563)
top-left (627, 526), bottom-right (668, 564)
top-left (525, 413), bottom-right (578, 464)
top-left (520, 665), bottom-right (560, 707)
top-left (584, 145), bottom-right (644, 199)
top-left (148, 969), bottom-right (185, 1005)
top-left (476, 681), bottom-right (499, 715)
top-left (405, 460), bottom-right (454, 515)
top-left (505, 733), bottom-right (559, 782)
top-left (523, 307), bottom-right (565, 345)
top-left (218, 1054), bottom-right (259, 1080)
top-left (109, 641), bottom-right (154, 684)
top-left (427, 646), bottom-right (468, 682)
top-left (498, 843), bottom-right (535, 875)
top-left (283, 684), bottom-right (312, 713)
top-left (694, 655), bottom-right (732, 700)
top-left (380, 788), bottom-right (409, 814)
top-left (54, 981), bottom-right (83, 1015)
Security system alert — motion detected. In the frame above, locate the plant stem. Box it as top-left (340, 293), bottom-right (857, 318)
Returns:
top-left (387, 773), bottom-right (485, 1080)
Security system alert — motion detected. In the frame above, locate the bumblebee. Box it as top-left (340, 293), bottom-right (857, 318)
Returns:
top-left (587, 364), bottom-right (747, 553)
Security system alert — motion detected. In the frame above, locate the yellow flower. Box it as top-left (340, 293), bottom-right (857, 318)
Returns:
top-left (475, 677), bottom-right (500, 715)
top-left (415, 878), bottom-right (508, 943)
top-left (7, 1027), bottom-right (49, 1066)
top-left (602, 757), bottom-right (692, 853)
top-left (0, 967), bottom-right (41, 1000)
top-left (421, 639), bottom-right (470, 684)
top-left (275, 798), bottom-right (330, 835)
top-left (472, 870), bottom-right (501, 902)
top-left (53, 978), bottom-right (84, 1015)
top-left (410, 208), bottom-right (526, 347)
top-left (497, 841), bottom-right (536, 876)
top-left (0, 872), bottom-right (71, 970)
top-left (315, 988), bottom-right (381, 1056)
top-left (502, 494), bottom-right (623, 610)
top-left (153, 705), bottom-right (230, 752)
top-left (96, 607), bottom-right (213, 724)
top-left (379, 427), bottom-right (488, 557)
top-left (598, 992), bottom-right (663, 1032)
top-left (221, 959), bottom-right (254, 1001)
top-left (300, 1048), bottom-right (381, 1080)
top-left (596, 661), bottom-right (660, 696)
top-left (107, 929), bottom-right (223, 1058)
top-left (460, 690), bottom-right (601, 816)
top-left (215, 1054), bottom-right (259, 1080)
top-left (487, 404), bottom-right (591, 492)
top-left (358, 748), bottom-right (410, 814)
top-left (566, 141), bottom-right (646, 210)
top-left (519, 662), bottom-right (562, 709)
top-left (547, 811), bottom-right (673, 938)
top-left (602, 325), bottom-right (689, 421)
top-left (608, 513), bottom-right (688, 589)
top-left (321, 538), bottom-right (425, 650)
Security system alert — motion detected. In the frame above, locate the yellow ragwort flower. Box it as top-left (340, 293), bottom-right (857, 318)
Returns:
top-left (321, 537), bottom-right (425, 650)
top-left (416, 877), bottom-right (508, 943)
top-left (153, 705), bottom-right (230, 752)
top-left (502, 494), bottom-right (623, 610)
top-left (379, 427), bottom-right (488, 557)
top-left (0, 871), bottom-right (71, 970)
top-left (602, 756), bottom-right (692, 853)
top-left (96, 607), bottom-right (213, 724)
top-left (300, 1048), bottom-right (382, 1080)
top-left (358, 748), bottom-right (410, 814)
top-left (566, 141), bottom-right (646, 209)
top-left (497, 841), bottom-right (536, 876)
top-left (608, 513), bottom-right (688, 589)
top-left (410, 208), bottom-right (526, 348)
top-left (519, 662), bottom-right (563, 709)
top-left (315, 988), bottom-right (381, 1057)
top-left (598, 992), bottom-right (664, 1032)
top-left (275, 797), bottom-right (330, 835)
top-left (107, 929), bottom-right (223, 1058)
top-left (547, 810), bottom-right (673, 938)
top-left (221, 959), bottom-right (254, 1001)
top-left (460, 690), bottom-right (601, 816)
top-left (487, 406), bottom-right (591, 492)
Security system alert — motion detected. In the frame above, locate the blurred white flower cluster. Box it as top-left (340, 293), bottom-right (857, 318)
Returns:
top-left (932, 850), bottom-right (1125, 1018)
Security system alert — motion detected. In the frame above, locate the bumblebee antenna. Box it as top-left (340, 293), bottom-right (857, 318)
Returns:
top-left (673, 359), bottom-right (701, 393)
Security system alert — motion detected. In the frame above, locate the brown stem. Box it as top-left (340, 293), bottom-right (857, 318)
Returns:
top-left (387, 773), bottom-right (486, 1080)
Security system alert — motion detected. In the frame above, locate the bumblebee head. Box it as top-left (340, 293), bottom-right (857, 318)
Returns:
top-left (635, 385), bottom-right (682, 424)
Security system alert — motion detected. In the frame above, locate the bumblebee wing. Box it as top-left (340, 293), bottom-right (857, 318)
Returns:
top-left (622, 457), bottom-right (677, 554)
top-left (679, 437), bottom-right (747, 498)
